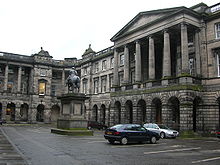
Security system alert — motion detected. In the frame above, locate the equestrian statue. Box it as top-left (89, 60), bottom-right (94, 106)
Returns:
top-left (66, 67), bottom-right (80, 93)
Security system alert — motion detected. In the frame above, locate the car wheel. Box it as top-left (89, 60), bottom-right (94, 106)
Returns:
top-left (108, 140), bottom-right (114, 144)
top-left (150, 136), bottom-right (157, 144)
top-left (120, 137), bottom-right (128, 145)
top-left (160, 132), bottom-right (165, 139)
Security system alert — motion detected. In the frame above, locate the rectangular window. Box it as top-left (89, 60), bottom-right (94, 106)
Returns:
top-left (102, 60), bottom-right (107, 70)
top-left (109, 75), bottom-right (113, 90)
top-left (84, 67), bottom-right (87, 75)
top-left (51, 85), bottom-right (56, 96)
top-left (101, 77), bottom-right (106, 93)
top-left (39, 82), bottom-right (46, 95)
top-left (120, 54), bottom-right (124, 65)
top-left (110, 57), bottom-right (114, 68)
top-left (215, 23), bottom-right (220, 39)
top-left (93, 79), bottom-right (99, 94)
top-left (83, 80), bottom-right (87, 94)
top-left (94, 62), bottom-right (99, 73)
top-left (119, 73), bottom-right (124, 86)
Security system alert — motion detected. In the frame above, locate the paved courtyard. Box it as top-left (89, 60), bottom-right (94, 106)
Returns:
top-left (0, 125), bottom-right (220, 165)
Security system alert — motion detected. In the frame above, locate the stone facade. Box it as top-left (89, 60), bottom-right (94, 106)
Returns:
top-left (0, 3), bottom-right (220, 134)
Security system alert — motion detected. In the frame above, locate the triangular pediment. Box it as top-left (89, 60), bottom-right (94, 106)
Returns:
top-left (111, 6), bottom-right (200, 41)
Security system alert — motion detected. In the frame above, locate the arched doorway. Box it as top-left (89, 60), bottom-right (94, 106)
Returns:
top-left (114, 101), bottom-right (121, 124)
top-left (137, 99), bottom-right (146, 124)
top-left (152, 98), bottom-right (162, 124)
top-left (36, 104), bottom-right (44, 122)
top-left (92, 105), bottom-right (98, 121)
top-left (125, 100), bottom-right (133, 124)
top-left (0, 103), bottom-right (2, 120)
top-left (193, 97), bottom-right (202, 132)
top-left (100, 104), bottom-right (106, 124)
top-left (20, 103), bottom-right (29, 121)
top-left (51, 105), bottom-right (60, 122)
top-left (6, 103), bottom-right (16, 121)
top-left (168, 97), bottom-right (180, 130)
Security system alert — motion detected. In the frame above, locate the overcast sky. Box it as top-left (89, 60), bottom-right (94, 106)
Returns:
top-left (0, 0), bottom-right (219, 60)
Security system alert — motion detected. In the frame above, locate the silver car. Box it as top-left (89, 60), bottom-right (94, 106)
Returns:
top-left (143, 123), bottom-right (179, 138)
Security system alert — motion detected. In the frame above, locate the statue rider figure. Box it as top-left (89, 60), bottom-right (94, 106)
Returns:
top-left (66, 67), bottom-right (80, 93)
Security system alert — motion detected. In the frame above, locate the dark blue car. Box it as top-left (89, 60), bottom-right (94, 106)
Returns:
top-left (104, 124), bottom-right (160, 145)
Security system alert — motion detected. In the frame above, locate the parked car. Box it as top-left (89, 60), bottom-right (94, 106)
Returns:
top-left (216, 130), bottom-right (220, 138)
top-left (143, 123), bottom-right (179, 139)
top-left (87, 121), bottom-right (107, 130)
top-left (104, 124), bottom-right (160, 145)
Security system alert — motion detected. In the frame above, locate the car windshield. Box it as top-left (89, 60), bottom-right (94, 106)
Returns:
top-left (158, 124), bottom-right (170, 129)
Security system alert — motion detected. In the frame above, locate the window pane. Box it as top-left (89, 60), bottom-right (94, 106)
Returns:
top-left (39, 82), bottom-right (46, 95)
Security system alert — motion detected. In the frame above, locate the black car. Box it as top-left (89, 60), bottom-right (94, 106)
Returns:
top-left (87, 121), bottom-right (107, 130)
top-left (104, 124), bottom-right (160, 145)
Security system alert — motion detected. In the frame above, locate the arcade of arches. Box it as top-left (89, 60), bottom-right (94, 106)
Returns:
top-left (90, 94), bottom-right (220, 132)
top-left (0, 102), bottom-right (60, 123)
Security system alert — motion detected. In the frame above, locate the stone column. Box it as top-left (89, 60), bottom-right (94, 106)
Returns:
top-left (149, 36), bottom-right (155, 80)
top-left (163, 30), bottom-right (171, 77)
top-left (106, 74), bottom-right (110, 92)
top-left (28, 68), bottom-right (34, 94)
top-left (195, 30), bottom-right (201, 76)
top-left (4, 65), bottom-right (8, 91)
top-left (62, 69), bottom-right (65, 94)
top-left (113, 49), bottom-right (119, 86)
top-left (135, 40), bottom-right (142, 82)
top-left (17, 66), bottom-right (22, 93)
top-left (181, 23), bottom-right (189, 74)
top-left (123, 45), bottom-right (129, 84)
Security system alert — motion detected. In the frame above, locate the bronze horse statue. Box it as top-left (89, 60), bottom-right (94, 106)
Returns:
top-left (66, 68), bottom-right (80, 93)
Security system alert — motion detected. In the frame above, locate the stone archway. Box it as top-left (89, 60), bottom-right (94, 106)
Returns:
top-left (6, 103), bottom-right (16, 121)
top-left (125, 100), bottom-right (133, 124)
top-left (20, 103), bottom-right (29, 121)
top-left (114, 101), bottom-right (121, 124)
top-left (36, 104), bottom-right (44, 122)
top-left (100, 104), bottom-right (106, 124)
top-left (168, 97), bottom-right (180, 130)
top-left (137, 99), bottom-right (146, 124)
top-left (51, 105), bottom-right (60, 122)
top-left (152, 98), bottom-right (162, 124)
top-left (92, 105), bottom-right (98, 121)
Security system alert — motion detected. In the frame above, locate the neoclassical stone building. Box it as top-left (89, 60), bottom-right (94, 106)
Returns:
top-left (0, 2), bottom-right (220, 133)
top-left (83, 2), bottom-right (220, 133)
top-left (0, 47), bottom-right (80, 123)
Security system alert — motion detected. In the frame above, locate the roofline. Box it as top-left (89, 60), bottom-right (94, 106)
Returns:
top-left (110, 6), bottom-right (187, 42)
top-left (111, 7), bottom-right (201, 42)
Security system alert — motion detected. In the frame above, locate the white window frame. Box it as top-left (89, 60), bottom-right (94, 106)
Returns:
top-left (215, 23), bottom-right (220, 39)
top-left (120, 54), bottom-right (124, 66)
top-left (102, 60), bottom-right (107, 70)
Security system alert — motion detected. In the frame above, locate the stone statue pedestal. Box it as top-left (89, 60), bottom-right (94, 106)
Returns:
top-left (51, 93), bottom-right (93, 136)
top-left (57, 93), bottom-right (88, 129)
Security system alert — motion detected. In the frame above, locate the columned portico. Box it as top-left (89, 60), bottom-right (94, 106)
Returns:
top-left (123, 45), bottom-right (129, 84)
top-left (149, 36), bottom-right (155, 80)
top-left (181, 23), bottom-right (189, 74)
top-left (135, 40), bottom-right (141, 82)
top-left (163, 30), bottom-right (171, 78)
top-left (113, 49), bottom-right (119, 87)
